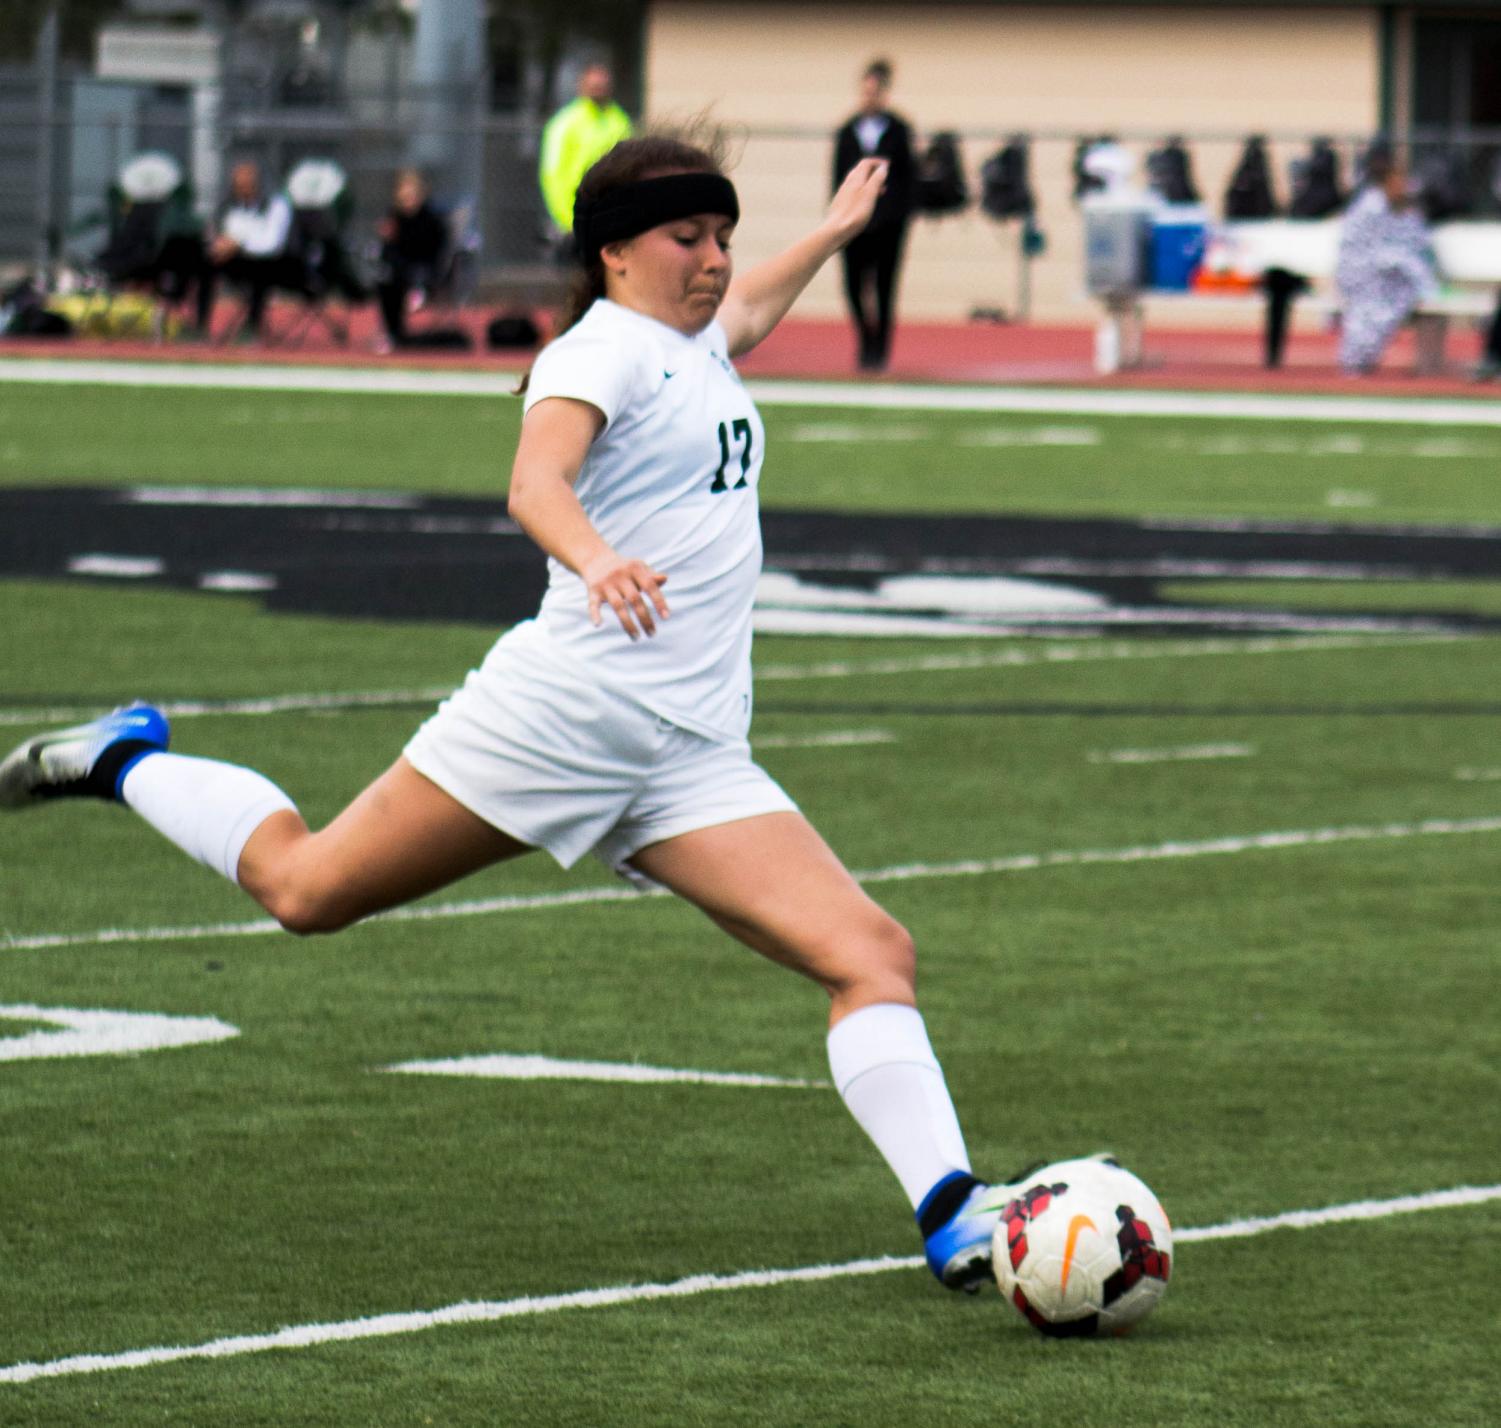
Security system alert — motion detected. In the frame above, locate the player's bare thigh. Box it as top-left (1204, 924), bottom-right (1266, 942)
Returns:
top-left (238, 755), bottom-right (532, 933)
top-left (627, 811), bottom-right (915, 1020)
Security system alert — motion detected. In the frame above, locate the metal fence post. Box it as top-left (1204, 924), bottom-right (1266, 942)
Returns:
top-left (34, 3), bottom-right (60, 280)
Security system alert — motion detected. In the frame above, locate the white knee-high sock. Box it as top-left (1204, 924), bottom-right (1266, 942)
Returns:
top-left (119, 752), bottom-right (298, 886)
top-left (826, 1002), bottom-right (971, 1210)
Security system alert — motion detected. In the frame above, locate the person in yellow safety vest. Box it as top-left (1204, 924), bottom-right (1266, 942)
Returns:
top-left (539, 63), bottom-right (633, 240)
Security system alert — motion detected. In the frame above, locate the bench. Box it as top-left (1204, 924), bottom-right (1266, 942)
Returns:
top-left (1096, 219), bottom-right (1501, 375)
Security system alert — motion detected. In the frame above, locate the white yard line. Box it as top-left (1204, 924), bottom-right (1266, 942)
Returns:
top-left (748, 381), bottom-right (1501, 427)
top-left (755, 632), bottom-right (1460, 681)
top-left (0, 359), bottom-right (516, 397)
top-left (875, 609), bottom-right (1446, 635)
top-left (0, 687), bottom-right (455, 728)
top-left (2, 1182), bottom-right (1496, 1385)
top-left (968, 558), bottom-right (1426, 579)
top-left (1089, 743), bottom-right (1255, 765)
top-left (5, 357), bottom-right (1501, 425)
top-left (754, 729), bottom-right (896, 749)
top-left (127, 486), bottom-right (421, 509)
top-left (1173, 1184), bottom-right (1501, 1243)
top-left (0, 633), bottom-right (1449, 729)
top-left (6, 815), bottom-right (1501, 955)
top-left (383, 1054), bottom-right (826, 1088)
top-left (1142, 513), bottom-right (1501, 540)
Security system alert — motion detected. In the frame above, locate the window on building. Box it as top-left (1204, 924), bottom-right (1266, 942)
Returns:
top-left (1413, 15), bottom-right (1501, 214)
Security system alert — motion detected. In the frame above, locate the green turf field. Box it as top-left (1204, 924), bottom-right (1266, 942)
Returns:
top-left (6, 379), bottom-right (1501, 521)
top-left (1, 378), bottom-right (1498, 1425)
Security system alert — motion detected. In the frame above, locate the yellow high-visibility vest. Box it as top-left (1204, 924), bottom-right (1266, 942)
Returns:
top-left (539, 97), bottom-right (633, 232)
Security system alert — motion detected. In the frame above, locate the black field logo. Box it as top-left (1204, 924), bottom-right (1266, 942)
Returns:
top-left (2, 486), bottom-right (1498, 638)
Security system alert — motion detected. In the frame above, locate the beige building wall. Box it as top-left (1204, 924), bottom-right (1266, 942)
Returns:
top-left (644, 3), bottom-right (1382, 324)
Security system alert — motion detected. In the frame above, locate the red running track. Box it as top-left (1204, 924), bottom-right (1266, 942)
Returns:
top-left (1, 298), bottom-right (1496, 400)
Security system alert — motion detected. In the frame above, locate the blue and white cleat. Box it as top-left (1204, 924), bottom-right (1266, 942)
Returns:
top-left (0, 704), bottom-right (168, 809)
top-left (920, 1154), bottom-right (1121, 1292)
top-left (920, 1173), bottom-right (1014, 1292)
top-left (919, 1163), bottom-right (1048, 1293)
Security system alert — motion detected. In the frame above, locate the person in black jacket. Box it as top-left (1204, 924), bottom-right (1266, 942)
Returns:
top-left (374, 169), bottom-right (451, 351)
top-left (832, 59), bottom-right (915, 371)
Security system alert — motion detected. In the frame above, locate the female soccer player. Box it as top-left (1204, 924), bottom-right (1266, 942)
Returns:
top-left (0, 133), bottom-right (1013, 1291)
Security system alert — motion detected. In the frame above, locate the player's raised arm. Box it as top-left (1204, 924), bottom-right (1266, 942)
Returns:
top-left (717, 158), bottom-right (888, 358)
top-left (507, 396), bottom-right (670, 640)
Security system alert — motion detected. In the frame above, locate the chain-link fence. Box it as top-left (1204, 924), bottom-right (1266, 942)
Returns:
top-left (4, 60), bottom-right (1501, 321)
top-left (2, 65), bottom-right (555, 279)
top-left (723, 123), bottom-right (1501, 323)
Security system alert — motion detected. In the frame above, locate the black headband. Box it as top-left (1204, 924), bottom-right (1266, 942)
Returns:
top-left (573, 172), bottom-right (739, 261)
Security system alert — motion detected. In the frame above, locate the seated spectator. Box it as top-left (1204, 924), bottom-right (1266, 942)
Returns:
top-left (193, 161), bottom-right (294, 340)
top-left (1334, 154), bottom-right (1436, 375)
top-left (373, 169), bottom-right (449, 352)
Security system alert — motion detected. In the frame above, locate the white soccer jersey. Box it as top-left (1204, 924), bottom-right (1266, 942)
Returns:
top-left (516, 298), bottom-right (766, 741)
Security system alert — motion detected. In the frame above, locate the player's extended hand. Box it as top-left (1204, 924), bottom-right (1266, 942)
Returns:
top-left (582, 551), bottom-right (670, 640)
top-left (827, 158), bottom-right (888, 244)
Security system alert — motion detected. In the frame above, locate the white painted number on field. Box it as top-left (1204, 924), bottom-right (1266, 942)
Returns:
top-left (0, 1004), bottom-right (238, 1061)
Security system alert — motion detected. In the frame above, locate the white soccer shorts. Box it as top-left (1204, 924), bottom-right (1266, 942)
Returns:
top-left (403, 635), bottom-right (797, 878)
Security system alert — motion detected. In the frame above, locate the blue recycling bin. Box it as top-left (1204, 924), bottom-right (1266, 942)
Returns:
top-left (1150, 206), bottom-right (1208, 290)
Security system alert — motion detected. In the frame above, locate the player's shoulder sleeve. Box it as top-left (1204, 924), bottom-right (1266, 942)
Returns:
top-left (523, 310), bottom-right (643, 428)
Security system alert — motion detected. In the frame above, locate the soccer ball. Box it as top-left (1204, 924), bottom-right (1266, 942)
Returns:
top-left (991, 1156), bottom-right (1172, 1337)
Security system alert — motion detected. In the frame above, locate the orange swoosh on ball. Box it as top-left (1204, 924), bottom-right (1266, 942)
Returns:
top-left (1060, 1214), bottom-right (1098, 1292)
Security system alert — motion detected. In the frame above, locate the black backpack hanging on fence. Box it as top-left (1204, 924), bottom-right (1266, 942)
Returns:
top-left (1223, 136), bottom-right (1278, 219)
top-left (915, 132), bottom-right (969, 215)
top-left (1146, 137), bottom-right (1200, 205)
top-left (1071, 135), bottom-right (1114, 201)
top-left (980, 137), bottom-right (1035, 219)
top-left (1288, 138), bottom-right (1344, 218)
